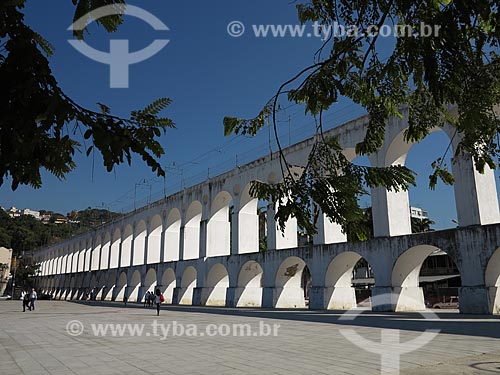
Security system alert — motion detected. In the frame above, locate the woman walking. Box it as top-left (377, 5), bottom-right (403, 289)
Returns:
top-left (154, 288), bottom-right (164, 316)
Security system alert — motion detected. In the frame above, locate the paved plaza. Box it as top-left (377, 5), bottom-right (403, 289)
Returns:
top-left (1, 301), bottom-right (500, 375)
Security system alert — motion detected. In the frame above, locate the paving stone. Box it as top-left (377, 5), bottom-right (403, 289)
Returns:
top-left (1, 301), bottom-right (500, 375)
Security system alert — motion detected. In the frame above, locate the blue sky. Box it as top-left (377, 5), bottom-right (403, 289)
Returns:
top-left (0, 0), bottom-right (490, 229)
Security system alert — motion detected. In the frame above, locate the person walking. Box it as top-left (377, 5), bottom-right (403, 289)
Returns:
top-left (144, 291), bottom-right (150, 307)
top-left (22, 290), bottom-right (30, 312)
top-left (29, 288), bottom-right (37, 311)
top-left (154, 288), bottom-right (164, 316)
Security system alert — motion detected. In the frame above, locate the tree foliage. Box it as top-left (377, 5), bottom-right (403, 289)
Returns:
top-left (0, 0), bottom-right (173, 190)
top-left (13, 258), bottom-right (40, 288)
top-left (0, 209), bottom-right (121, 255)
top-left (411, 217), bottom-right (435, 233)
top-left (224, 0), bottom-right (500, 239)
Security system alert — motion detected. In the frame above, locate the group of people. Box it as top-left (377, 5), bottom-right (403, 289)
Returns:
top-left (20, 288), bottom-right (37, 312)
top-left (84, 289), bottom-right (97, 301)
top-left (144, 289), bottom-right (164, 316)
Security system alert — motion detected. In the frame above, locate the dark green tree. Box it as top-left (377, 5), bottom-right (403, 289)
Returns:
top-left (411, 217), bottom-right (435, 233)
top-left (13, 258), bottom-right (40, 288)
top-left (225, 0), bottom-right (500, 239)
top-left (0, 0), bottom-right (173, 190)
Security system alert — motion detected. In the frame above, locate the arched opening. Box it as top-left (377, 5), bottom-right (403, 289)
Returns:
top-left (128, 270), bottom-right (141, 302)
top-left (235, 184), bottom-right (260, 254)
top-left (164, 209), bottom-right (181, 261)
top-left (325, 252), bottom-right (374, 309)
top-left (91, 236), bottom-right (101, 271)
top-left (133, 220), bottom-right (147, 266)
top-left (114, 272), bottom-right (128, 301)
top-left (179, 266), bottom-right (197, 305)
top-left (274, 256), bottom-right (309, 308)
top-left (236, 260), bottom-right (263, 307)
top-left (147, 215), bottom-right (162, 264)
top-left (73, 247), bottom-right (79, 273)
top-left (56, 275), bottom-right (66, 299)
top-left (67, 250), bottom-right (74, 273)
top-left (204, 264), bottom-right (229, 306)
top-left (392, 245), bottom-right (461, 311)
top-left (47, 259), bottom-right (53, 276)
top-left (109, 228), bottom-right (121, 269)
top-left (95, 273), bottom-right (107, 300)
top-left (207, 191), bottom-right (232, 257)
top-left (75, 273), bottom-right (85, 300)
top-left (121, 225), bottom-right (133, 267)
top-left (89, 275), bottom-right (97, 300)
top-left (77, 241), bottom-right (85, 272)
top-left (302, 265), bottom-right (312, 305)
top-left (486, 248), bottom-right (500, 314)
top-left (266, 172), bottom-right (299, 251)
top-left (100, 232), bottom-right (111, 270)
top-left (62, 253), bottom-right (68, 274)
top-left (144, 268), bottom-right (157, 294)
top-left (403, 130), bottom-right (457, 231)
top-left (103, 269), bottom-right (117, 301)
top-left (72, 250), bottom-right (77, 274)
top-left (55, 255), bottom-right (60, 274)
top-left (160, 268), bottom-right (176, 304)
top-left (184, 202), bottom-right (202, 260)
top-left (84, 239), bottom-right (92, 271)
top-left (68, 276), bottom-right (76, 300)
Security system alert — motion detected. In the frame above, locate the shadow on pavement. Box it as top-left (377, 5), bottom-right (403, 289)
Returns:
top-left (67, 300), bottom-right (500, 340)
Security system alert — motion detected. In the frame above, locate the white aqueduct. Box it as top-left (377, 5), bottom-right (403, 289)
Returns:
top-left (34, 108), bottom-right (500, 314)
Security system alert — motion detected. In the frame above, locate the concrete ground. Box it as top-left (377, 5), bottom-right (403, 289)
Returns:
top-left (1, 300), bottom-right (500, 375)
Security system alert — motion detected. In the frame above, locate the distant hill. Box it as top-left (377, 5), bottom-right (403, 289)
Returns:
top-left (0, 208), bottom-right (122, 256)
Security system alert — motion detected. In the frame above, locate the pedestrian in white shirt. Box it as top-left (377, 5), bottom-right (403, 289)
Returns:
top-left (29, 288), bottom-right (37, 311)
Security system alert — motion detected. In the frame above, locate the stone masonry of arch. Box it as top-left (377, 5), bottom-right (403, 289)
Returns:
top-left (34, 109), bottom-right (500, 314)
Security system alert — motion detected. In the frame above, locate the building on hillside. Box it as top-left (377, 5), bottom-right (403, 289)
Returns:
top-left (54, 217), bottom-right (69, 224)
top-left (22, 209), bottom-right (41, 220)
top-left (7, 207), bottom-right (21, 218)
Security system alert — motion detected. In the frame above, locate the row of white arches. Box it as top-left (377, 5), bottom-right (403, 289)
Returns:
top-left (38, 243), bottom-right (500, 312)
top-left (37, 181), bottom-right (304, 277)
top-left (37, 122), bottom-right (500, 276)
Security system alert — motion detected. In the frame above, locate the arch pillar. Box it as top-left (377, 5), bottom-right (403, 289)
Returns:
top-left (160, 216), bottom-right (167, 263)
top-left (231, 193), bottom-right (259, 255)
top-left (266, 201), bottom-right (297, 250)
top-left (455, 238), bottom-right (490, 314)
top-left (452, 153), bottom-right (500, 227)
top-left (198, 219), bottom-right (208, 259)
top-left (143, 233), bottom-right (149, 266)
top-left (117, 237), bottom-right (123, 270)
top-left (129, 226), bottom-right (135, 266)
top-left (371, 187), bottom-right (411, 237)
top-left (178, 226), bottom-right (185, 260)
top-left (313, 213), bottom-right (347, 245)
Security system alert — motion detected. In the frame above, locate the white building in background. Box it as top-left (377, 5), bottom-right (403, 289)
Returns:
top-left (22, 209), bottom-right (41, 220)
top-left (6, 207), bottom-right (21, 218)
top-left (410, 206), bottom-right (429, 220)
top-left (3, 207), bottom-right (42, 220)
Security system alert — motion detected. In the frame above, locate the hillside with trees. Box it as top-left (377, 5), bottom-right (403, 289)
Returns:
top-left (0, 208), bottom-right (122, 256)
